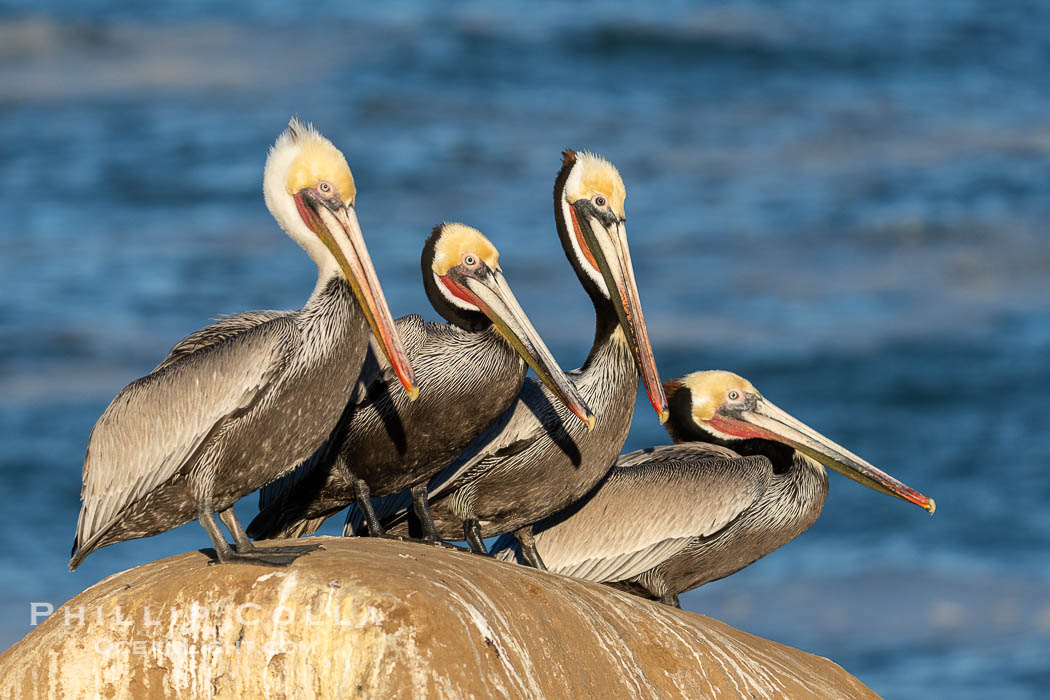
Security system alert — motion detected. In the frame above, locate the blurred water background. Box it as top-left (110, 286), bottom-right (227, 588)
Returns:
top-left (1, 1), bottom-right (1048, 696)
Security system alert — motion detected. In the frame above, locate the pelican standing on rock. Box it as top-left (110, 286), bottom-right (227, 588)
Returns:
top-left (69, 120), bottom-right (416, 569)
top-left (353, 150), bottom-right (668, 562)
top-left (493, 370), bottom-right (935, 607)
top-left (246, 222), bottom-right (594, 542)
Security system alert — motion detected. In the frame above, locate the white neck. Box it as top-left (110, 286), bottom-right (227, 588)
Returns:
top-left (263, 140), bottom-right (339, 283)
top-left (310, 263), bottom-right (342, 299)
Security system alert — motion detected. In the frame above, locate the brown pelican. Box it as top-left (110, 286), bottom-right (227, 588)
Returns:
top-left (492, 370), bottom-right (936, 607)
top-left (244, 222), bottom-right (594, 542)
top-left (69, 119), bottom-right (416, 570)
top-left (350, 150), bottom-right (668, 561)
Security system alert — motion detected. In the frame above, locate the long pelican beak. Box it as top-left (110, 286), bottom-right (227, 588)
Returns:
top-left (728, 398), bottom-right (935, 513)
top-left (303, 192), bottom-right (418, 400)
top-left (456, 269), bottom-right (595, 429)
top-left (572, 203), bottom-right (668, 423)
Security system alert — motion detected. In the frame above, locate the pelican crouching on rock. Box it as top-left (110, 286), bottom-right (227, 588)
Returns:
top-left (246, 222), bottom-right (594, 543)
top-left (493, 370), bottom-right (935, 607)
top-left (69, 119), bottom-right (416, 570)
top-left (352, 150), bottom-right (668, 562)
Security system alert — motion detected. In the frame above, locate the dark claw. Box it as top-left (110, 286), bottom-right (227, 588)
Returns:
top-left (252, 543), bottom-right (325, 556)
top-left (515, 527), bottom-right (547, 571)
top-left (209, 551), bottom-right (306, 567)
top-left (464, 518), bottom-right (488, 554)
top-left (427, 539), bottom-right (472, 553)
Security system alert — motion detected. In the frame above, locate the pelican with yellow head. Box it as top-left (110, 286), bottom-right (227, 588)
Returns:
top-left (345, 149), bottom-right (670, 565)
top-left (494, 370), bottom-right (934, 607)
top-left (70, 119), bottom-right (415, 569)
top-left (249, 222), bottom-right (594, 544)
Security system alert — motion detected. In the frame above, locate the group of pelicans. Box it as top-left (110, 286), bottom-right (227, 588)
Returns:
top-left (70, 119), bottom-right (934, 608)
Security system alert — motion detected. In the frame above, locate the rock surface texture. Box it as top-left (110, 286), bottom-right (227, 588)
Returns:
top-left (0, 537), bottom-right (878, 699)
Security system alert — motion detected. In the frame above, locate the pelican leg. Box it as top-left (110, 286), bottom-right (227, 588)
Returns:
top-left (659, 592), bottom-right (681, 609)
top-left (407, 485), bottom-right (464, 551)
top-left (219, 507), bottom-right (323, 556)
top-left (198, 499), bottom-right (302, 567)
top-left (352, 477), bottom-right (399, 540)
top-left (218, 508), bottom-right (254, 551)
top-left (463, 518), bottom-right (488, 554)
top-left (513, 526), bottom-right (547, 571)
top-left (410, 484), bottom-right (443, 542)
top-left (337, 463), bottom-right (394, 540)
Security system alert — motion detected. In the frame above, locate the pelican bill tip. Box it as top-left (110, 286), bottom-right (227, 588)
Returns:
top-left (658, 408), bottom-right (670, 425)
top-left (407, 385), bottom-right (420, 402)
top-left (925, 496), bottom-right (936, 515)
top-left (585, 413), bottom-right (596, 431)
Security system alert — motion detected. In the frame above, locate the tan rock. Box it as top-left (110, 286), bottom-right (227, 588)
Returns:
top-left (0, 537), bottom-right (878, 699)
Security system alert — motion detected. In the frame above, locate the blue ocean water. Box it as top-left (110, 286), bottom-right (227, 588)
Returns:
top-left (1, 1), bottom-right (1048, 696)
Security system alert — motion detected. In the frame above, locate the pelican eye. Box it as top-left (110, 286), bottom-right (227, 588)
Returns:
top-left (463, 254), bottom-right (478, 266)
top-left (728, 390), bottom-right (740, 401)
top-left (594, 195), bottom-right (607, 207)
top-left (319, 181), bottom-right (332, 194)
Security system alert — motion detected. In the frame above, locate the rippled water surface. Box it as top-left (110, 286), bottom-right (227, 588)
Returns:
top-left (1, 2), bottom-right (1048, 696)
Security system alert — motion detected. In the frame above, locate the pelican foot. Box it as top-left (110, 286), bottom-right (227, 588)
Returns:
top-left (514, 527), bottom-right (548, 571)
top-left (250, 542), bottom-right (325, 556)
top-left (425, 538), bottom-right (471, 553)
top-left (518, 542), bottom-right (547, 571)
top-left (463, 518), bottom-right (489, 554)
top-left (522, 552), bottom-right (547, 571)
top-left (208, 550), bottom-right (308, 567)
top-left (389, 534), bottom-right (473, 553)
